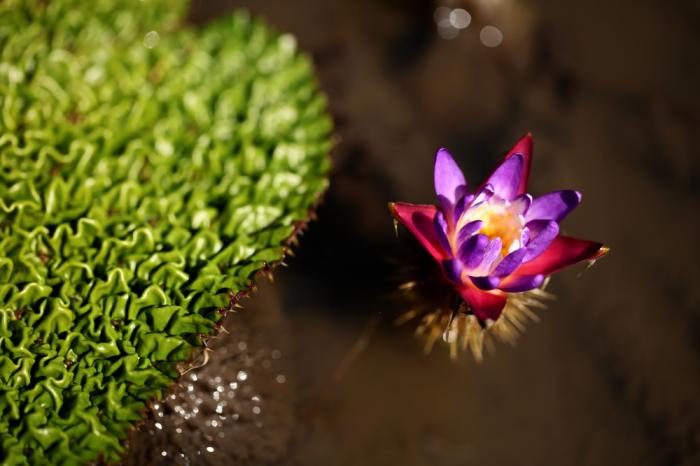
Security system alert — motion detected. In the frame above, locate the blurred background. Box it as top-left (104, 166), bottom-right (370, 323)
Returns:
top-left (127, 0), bottom-right (700, 464)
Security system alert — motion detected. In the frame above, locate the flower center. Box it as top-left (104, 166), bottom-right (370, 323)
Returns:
top-left (457, 198), bottom-right (524, 256)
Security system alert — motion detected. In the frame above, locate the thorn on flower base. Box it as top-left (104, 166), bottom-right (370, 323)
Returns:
top-left (389, 134), bottom-right (608, 360)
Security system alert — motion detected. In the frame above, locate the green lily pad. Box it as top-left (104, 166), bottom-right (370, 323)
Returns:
top-left (0, 0), bottom-right (332, 464)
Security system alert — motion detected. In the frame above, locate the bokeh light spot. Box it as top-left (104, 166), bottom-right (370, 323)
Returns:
top-left (449, 8), bottom-right (471, 29)
top-left (480, 25), bottom-right (503, 47)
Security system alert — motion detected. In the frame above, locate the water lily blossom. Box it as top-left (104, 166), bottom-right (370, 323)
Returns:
top-left (390, 134), bottom-right (608, 325)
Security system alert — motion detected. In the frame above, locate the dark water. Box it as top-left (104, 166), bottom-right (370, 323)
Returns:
top-left (126, 0), bottom-right (700, 464)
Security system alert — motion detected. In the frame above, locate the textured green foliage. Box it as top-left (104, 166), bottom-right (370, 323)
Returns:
top-left (0, 0), bottom-right (331, 464)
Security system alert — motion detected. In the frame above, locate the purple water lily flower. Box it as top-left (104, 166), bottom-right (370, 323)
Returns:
top-left (390, 134), bottom-right (608, 323)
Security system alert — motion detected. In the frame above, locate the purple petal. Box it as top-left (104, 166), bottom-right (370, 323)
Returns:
top-left (470, 275), bottom-right (501, 290)
top-left (485, 154), bottom-right (524, 200)
top-left (499, 274), bottom-right (544, 292)
top-left (510, 193), bottom-right (532, 215)
top-left (456, 220), bottom-right (483, 245)
top-left (479, 237), bottom-right (503, 273)
top-left (525, 190), bottom-right (582, 222)
top-left (520, 228), bottom-right (530, 246)
top-left (458, 234), bottom-right (489, 270)
top-left (434, 148), bottom-right (467, 214)
top-left (471, 184), bottom-right (494, 207)
top-left (523, 220), bottom-right (559, 261)
top-left (453, 193), bottom-right (473, 223)
top-left (433, 211), bottom-right (451, 252)
top-left (493, 247), bottom-right (527, 277)
top-left (441, 259), bottom-right (464, 284)
top-left (504, 134), bottom-right (533, 196)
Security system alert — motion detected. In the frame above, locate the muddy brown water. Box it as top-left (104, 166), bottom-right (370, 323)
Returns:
top-left (126, 0), bottom-right (700, 464)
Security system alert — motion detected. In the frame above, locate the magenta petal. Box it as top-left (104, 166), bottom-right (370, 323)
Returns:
top-left (493, 247), bottom-right (527, 277)
top-left (458, 287), bottom-right (507, 322)
top-left (498, 274), bottom-right (544, 292)
top-left (389, 203), bottom-right (449, 261)
top-left (458, 233), bottom-right (489, 270)
top-left (442, 259), bottom-right (464, 284)
top-left (434, 148), bottom-right (467, 215)
top-left (470, 275), bottom-right (501, 290)
top-left (515, 235), bottom-right (608, 276)
top-left (526, 190), bottom-right (582, 222)
top-left (485, 154), bottom-right (523, 200)
top-left (523, 220), bottom-right (559, 261)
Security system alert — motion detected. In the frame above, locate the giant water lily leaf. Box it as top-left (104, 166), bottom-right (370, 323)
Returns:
top-left (0, 1), bottom-right (332, 464)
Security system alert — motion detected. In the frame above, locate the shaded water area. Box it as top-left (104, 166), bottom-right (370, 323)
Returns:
top-left (126, 0), bottom-right (700, 464)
